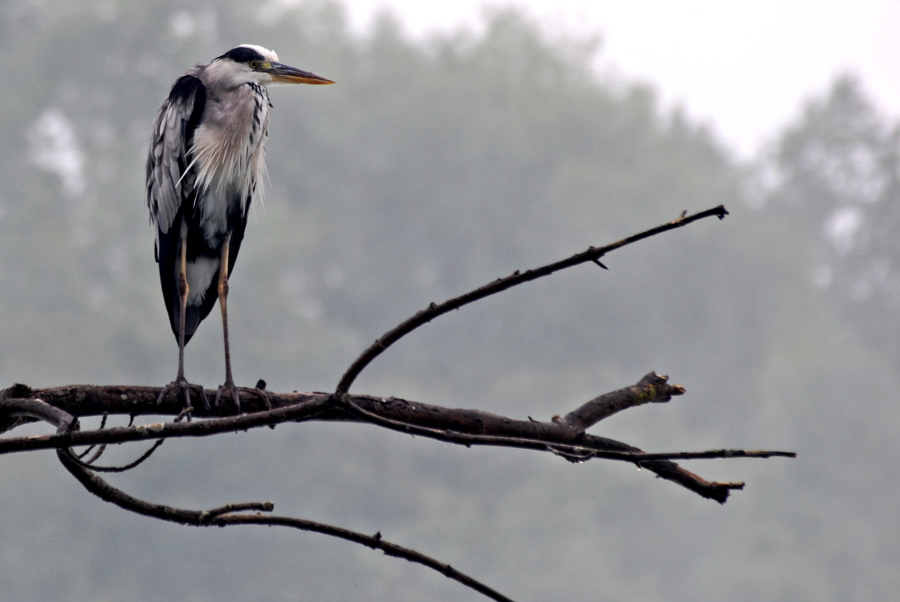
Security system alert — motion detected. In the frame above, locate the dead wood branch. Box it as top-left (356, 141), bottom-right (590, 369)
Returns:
top-left (0, 373), bottom-right (794, 504)
top-left (335, 205), bottom-right (729, 395)
top-left (0, 396), bottom-right (513, 602)
top-left (0, 205), bottom-right (798, 602)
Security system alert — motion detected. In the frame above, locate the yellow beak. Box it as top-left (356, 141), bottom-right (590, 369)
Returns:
top-left (268, 63), bottom-right (334, 85)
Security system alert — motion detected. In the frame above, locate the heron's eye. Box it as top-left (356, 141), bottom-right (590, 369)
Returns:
top-left (249, 61), bottom-right (260, 69)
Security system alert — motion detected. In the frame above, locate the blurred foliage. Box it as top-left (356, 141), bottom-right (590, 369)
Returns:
top-left (767, 75), bottom-right (900, 363)
top-left (0, 1), bottom-right (898, 601)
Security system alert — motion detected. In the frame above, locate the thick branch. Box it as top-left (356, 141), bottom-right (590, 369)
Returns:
top-left (1, 375), bottom-right (794, 504)
top-left (0, 205), bottom-right (793, 600)
top-left (335, 205), bottom-right (729, 395)
top-left (0, 206), bottom-right (791, 507)
top-left (560, 372), bottom-right (684, 433)
top-left (0, 397), bottom-right (76, 431)
top-left (2, 394), bottom-right (514, 601)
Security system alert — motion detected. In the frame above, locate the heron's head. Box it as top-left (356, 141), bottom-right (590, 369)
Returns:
top-left (208, 44), bottom-right (334, 88)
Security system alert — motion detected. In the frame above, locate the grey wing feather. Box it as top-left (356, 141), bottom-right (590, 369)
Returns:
top-left (145, 73), bottom-right (206, 235)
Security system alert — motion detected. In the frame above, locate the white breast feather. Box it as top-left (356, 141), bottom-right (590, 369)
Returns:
top-left (189, 83), bottom-right (270, 242)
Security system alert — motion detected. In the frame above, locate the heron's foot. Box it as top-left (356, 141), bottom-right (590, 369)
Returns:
top-left (215, 381), bottom-right (271, 413)
top-left (157, 378), bottom-right (210, 414)
top-left (216, 380), bottom-right (242, 413)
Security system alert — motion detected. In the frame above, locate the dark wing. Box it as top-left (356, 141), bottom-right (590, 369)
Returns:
top-left (145, 74), bottom-right (207, 236)
top-left (146, 74), bottom-right (207, 340)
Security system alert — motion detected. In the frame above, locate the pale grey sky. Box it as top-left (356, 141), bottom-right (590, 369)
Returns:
top-left (340, 0), bottom-right (899, 158)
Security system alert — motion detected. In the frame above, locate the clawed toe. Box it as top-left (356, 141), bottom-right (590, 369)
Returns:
top-left (215, 383), bottom-right (271, 413)
top-left (157, 379), bottom-right (210, 414)
top-left (216, 383), bottom-right (243, 413)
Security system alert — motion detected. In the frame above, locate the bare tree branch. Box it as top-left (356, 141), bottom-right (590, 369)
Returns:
top-left (335, 205), bottom-right (729, 395)
top-left (0, 205), bottom-right (797, 602)
top-left (1, 396), bottom-right (514, 602)
top-left (0, 373), bottom-right (795, 504)
top-left (56, 449), bottom-right (516, 602)
top-left (559, 372), bottom-right (684, 433)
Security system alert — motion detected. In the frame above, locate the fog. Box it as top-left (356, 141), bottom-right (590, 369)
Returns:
top-left (0, 1), bottom-right (897, 600)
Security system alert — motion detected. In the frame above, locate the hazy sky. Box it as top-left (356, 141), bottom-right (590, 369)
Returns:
top-left (341, 0), bottom-right (899, 159)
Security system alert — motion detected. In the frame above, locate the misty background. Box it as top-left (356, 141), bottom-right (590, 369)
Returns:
top-left (1, 0), bottom-right (898, 600)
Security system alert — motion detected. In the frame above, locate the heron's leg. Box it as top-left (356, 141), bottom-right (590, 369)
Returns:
top-left (215, 233), bottom-right (239, 410)
top-left (157, 232), bottom-right (209, 412)
top-left (176, 234), bottom-right (189, 382)
top-left (214, 234), bottom-right (270, 413)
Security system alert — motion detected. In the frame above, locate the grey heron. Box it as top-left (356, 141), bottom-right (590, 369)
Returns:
top-left (146, 44), bottom-right (333, 411)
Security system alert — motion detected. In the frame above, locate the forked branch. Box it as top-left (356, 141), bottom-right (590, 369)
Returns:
top-left (335, 205), bottom-right (729, 394)
top-left (0, 373), bottom-right (794, 503)
top-left (0, 397), bottom-right (512, 602)
top-left (0, 205), bottom-right (798, 602)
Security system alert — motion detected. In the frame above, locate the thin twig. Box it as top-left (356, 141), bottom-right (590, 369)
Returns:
top-left (77, 413), bottom-right (108, 460)
top-left (199, 502), bottom-right (275, 522)
top-left (66, 439), bottom-right (166, 473)
top-left (335, 205), bottom-right (729, 395)
top-left (340, 399), bottom-right (769, 503)
top-left (1, 396), bottom-right (516, 602)
top-left (55, 447), bottom-right (514, 602)
top-left (64, 399), bottom-right (195, 472)
top-left (82, 444), bottom-right (108, 464)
